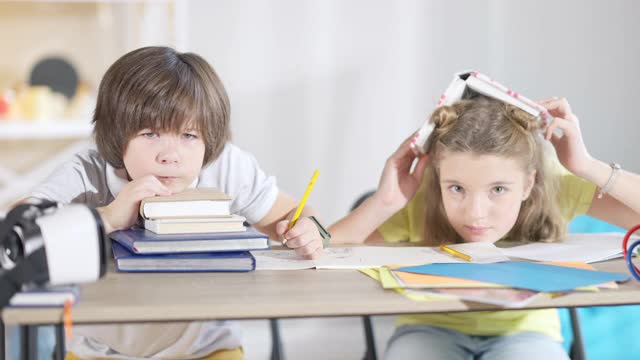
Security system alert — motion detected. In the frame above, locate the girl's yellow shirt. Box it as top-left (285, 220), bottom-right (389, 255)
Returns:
top-left (378, 173), bottom-right (596, 341)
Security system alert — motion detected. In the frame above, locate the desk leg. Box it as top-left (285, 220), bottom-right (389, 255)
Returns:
top-left (54, 324), bottom-right (65, 360)
top-left (568, 308), bottom-right (586, 360)
top-left (362, 316), bottom-right (377, 360)
top-left (19, 326), bottom-right (26, 360)
top-left (31, 326), bottom-right (39, 360)
top-left (1, 320), bottom-right (5, 360)
top-left (269, 319), bottom-right (284, 360)
top-left (20, 325), bottom-right (38, 360)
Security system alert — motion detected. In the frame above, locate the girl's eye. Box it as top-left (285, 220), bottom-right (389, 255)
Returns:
top-left (141, 132), bottom-right (158, 138)
top-left (450, 185), bottom-right (464, 193)
top-left (493, 186), bottom-right (507, 194)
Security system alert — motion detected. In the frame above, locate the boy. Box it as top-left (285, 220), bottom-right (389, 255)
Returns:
top-left (27, 46), bottom-right (327, 359)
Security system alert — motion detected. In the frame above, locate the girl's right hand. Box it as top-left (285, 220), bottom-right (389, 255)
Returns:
top-left (374, 133), bottom-right (430, 212)
top-left (97, 175), bottom-right (172, 233)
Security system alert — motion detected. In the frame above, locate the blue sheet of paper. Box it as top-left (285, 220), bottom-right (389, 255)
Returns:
top-left (396, 261), bottom-right (629, 292)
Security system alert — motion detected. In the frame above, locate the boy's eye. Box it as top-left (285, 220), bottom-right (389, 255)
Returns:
top-left (182, 133), bottom-right (198, 140)
top-left (141, 132), bottom-right (158, 138)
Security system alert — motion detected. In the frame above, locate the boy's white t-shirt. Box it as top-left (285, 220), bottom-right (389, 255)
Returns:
top-left (30, 143), bottom-right (279, 359)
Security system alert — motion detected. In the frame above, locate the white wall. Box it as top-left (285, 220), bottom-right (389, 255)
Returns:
top-left (186, 0), bottom-right (640, 224)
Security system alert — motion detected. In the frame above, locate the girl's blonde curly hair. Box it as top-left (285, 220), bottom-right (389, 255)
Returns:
top-left (422, 96), bottom-right (565, 245)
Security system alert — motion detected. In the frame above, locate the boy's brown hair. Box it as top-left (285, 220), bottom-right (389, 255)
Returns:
top-left (93, 46), bottom-right (231, 169)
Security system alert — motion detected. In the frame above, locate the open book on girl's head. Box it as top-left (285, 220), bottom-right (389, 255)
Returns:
top-left (411, 70), bottom-right (553, 155)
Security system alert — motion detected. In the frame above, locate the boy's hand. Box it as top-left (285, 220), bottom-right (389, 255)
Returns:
top-left (98, 175), bottom-right (172, 233)
top-left (374, 133), bottom-right (430, 213)
top-left (276, 217), bottom-right (324, 259)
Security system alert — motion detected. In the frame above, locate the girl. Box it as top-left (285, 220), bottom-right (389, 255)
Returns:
top-left (329, 96), bottom-right (640, 359)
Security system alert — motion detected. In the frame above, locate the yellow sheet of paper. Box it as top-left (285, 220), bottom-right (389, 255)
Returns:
top-left (379, 267), bottom-right (403, 289)
top-left (359, 268), bottom-right (380, 282)
top-left (359, 268), bottom-right (446, 302)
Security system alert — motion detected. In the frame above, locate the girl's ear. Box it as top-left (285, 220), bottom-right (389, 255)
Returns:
top-left (522, 170), bottom-right (536, 201)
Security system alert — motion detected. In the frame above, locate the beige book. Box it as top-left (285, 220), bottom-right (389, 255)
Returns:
top-left (140, 188), bottom-right (232, 219)
top-left (145, 215), bottom-right (247, 235)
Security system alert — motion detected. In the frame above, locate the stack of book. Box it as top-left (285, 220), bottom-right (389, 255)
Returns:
top-left (110, 188), bottom-right (269, 272)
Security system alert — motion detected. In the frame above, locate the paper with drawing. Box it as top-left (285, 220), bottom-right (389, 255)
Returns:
top-left (251, 242), bottom-right (509, 270)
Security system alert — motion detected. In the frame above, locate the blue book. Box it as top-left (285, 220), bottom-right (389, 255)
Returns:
top-left (112, 242), bottom-right (256, 272)
top-left (396, 261), bottom-right (630, 293)
top-left (110, 228), bottom-right (269, 254)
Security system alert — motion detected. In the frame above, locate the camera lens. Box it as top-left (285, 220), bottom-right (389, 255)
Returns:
top-left (0, 227), bottom-right (24, 270)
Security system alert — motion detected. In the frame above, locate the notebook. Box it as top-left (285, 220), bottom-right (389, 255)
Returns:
top-left (144, 215), bottom-right (247, 234)
top-left (252, 243), bottom-right (509, 270)
top-left (9, 285), bottom-right (79, 307)
top-left (412, 70), bottom-right (551, 155)
top-left (110, 228), bottom-right (269, 254)
top-left (112, 242), bottom-right (256, 272)
top-left (140, 188), bottom-right (232, 219)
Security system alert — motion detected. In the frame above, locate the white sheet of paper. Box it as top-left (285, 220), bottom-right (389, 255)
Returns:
top-left (500, 232), bottom-right (634, 263)
top-left (315, 247), bottom-right (458, 269)
top-left (252, 243), bottom-right (509, 270)
top-left (249, 250), bottom-right (316, 270)
top-left (446, 242), bottom-right (513, 264)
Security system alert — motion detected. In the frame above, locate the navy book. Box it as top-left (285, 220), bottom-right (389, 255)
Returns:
top-left (110, 228), bottom-right (269, 254)
top-left (112, 242), bottom-right (256, 272)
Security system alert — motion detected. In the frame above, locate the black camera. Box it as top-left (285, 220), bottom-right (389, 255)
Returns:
top-left (0, 201), bottom-right (107, 307)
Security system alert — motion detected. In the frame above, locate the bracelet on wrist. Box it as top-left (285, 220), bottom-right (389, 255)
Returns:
top-left (597, 162), bottom-right (621, 199)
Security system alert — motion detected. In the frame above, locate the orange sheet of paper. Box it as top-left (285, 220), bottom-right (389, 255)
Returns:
top-left (389, 265), bottom-right (503, 288)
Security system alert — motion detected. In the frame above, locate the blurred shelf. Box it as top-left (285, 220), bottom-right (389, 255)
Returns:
top-left (1, 0), bottom-right (173, 3)
top-left (0, 121), bottom-right (93, 139)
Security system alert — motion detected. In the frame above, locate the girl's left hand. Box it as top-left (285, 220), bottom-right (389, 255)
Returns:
top-left (276, 217), bottom-right (324, 259)
top-left (539, 97), bottom-right (594, 177)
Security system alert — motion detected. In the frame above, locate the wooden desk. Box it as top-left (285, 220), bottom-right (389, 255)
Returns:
top-left (3, 259), bottom-right (640, 326)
